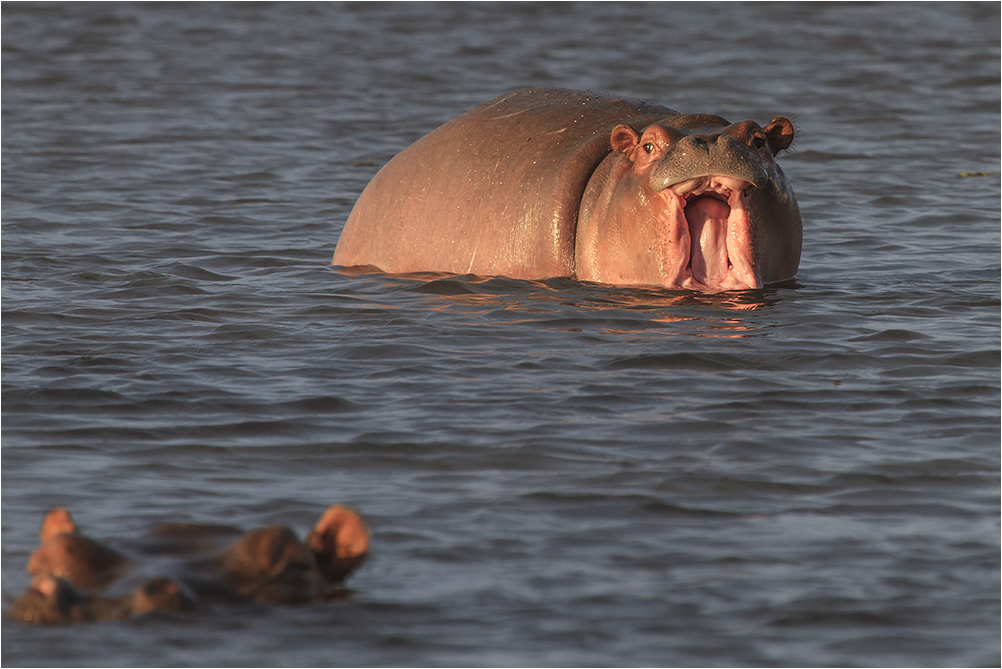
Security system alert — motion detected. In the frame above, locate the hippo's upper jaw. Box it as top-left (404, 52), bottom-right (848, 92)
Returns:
top-left (660, 175), bottom-right (763, 292)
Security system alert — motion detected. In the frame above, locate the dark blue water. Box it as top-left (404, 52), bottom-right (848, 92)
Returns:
top-left (3, 2), bottom-right (999, 666)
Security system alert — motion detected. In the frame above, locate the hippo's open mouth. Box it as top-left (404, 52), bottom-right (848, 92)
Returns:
top-left (667, 176), bottom-right (761, 292)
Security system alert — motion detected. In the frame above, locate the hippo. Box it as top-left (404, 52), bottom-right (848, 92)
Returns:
top-left (332, 88), bottom-right (802, 293)
top-left (9, 505), bottom-right (370, 624)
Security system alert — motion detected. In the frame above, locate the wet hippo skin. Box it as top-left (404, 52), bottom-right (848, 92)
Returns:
top-left (333, 87), bottom-right (802, 293)
top-left (9, 505), bottom-right (370, 624)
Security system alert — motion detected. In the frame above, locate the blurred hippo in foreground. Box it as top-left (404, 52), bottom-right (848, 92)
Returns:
top-left (333, 88), bottom-right (802, 293)
top-left (9, 505), bottom-right (369, 625)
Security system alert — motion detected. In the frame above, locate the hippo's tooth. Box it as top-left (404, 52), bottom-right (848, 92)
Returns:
top-left (668, 177), bottom-right (706, 198)
top-left (670, 175), bottom-right (753, 201)
top-left (708, 175), bottom-right (751, 193)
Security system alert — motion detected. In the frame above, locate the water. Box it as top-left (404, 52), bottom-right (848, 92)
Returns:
top-left (2, 2), bottom-right (999, 666)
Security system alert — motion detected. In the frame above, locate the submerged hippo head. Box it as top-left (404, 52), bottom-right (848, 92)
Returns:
top-left (576, 113), bottom-right (802, 292)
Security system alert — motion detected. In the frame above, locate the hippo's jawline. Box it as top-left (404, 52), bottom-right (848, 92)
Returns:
top-left (664, 176), bottom-right (760, 292)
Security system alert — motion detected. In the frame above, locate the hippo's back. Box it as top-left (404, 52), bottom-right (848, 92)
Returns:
top-left (333, 88), bottom-right (675, 279)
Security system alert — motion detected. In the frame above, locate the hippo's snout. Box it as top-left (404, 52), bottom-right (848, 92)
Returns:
top-left (649, 134), bottom-right (769, 193)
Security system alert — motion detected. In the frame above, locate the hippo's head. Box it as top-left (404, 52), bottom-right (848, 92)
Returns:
top-left (576, 113), bottom-right (802, 292)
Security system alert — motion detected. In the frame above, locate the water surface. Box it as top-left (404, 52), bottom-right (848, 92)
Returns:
top-left (2, 3), bottom-right (999, 666)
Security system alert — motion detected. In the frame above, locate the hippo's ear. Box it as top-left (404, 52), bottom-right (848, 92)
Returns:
top-left (764, 117), bottom-right (795, 154)
top-left (610, 125), bottom-right (640, 155)
top-left (307, 505), bottom-right (370, 583)
top-left (40, 508), bottom-right (77, 543)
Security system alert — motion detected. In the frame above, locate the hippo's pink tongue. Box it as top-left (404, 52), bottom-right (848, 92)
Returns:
top-left (685, 196), bottom-right (731, 285)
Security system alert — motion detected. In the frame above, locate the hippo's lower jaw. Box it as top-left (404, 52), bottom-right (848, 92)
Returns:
top-left (663, 176), bottom-right (762, 293)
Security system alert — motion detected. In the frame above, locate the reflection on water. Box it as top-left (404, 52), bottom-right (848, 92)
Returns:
top-left (2, 2), bottom-right (998, 667)
top-left (339, 267), bottom-right (782, 308)
top-left (345, 270), bottom-right (777, 337)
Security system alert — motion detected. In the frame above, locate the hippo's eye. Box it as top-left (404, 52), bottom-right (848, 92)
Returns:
top-left (643, 143), bottom-right (654, 154)
top-left (752, 136), bottom-right (766, 150)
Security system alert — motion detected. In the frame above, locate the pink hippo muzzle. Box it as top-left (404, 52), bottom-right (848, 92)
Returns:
top-left (648, 133), bottom-right (790, 292)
